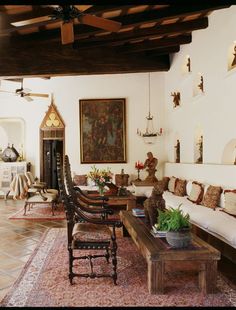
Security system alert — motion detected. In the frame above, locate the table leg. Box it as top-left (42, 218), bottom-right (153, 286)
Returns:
top-left (147, 260), bottom-right (164, 294)
top-left (127, 198), bottom-right (136, 211)
top-left (198, 261), bottom-right (218, 294)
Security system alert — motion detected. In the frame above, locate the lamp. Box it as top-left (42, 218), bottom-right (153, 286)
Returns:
top-left (137, 73), bottom-right (163, 144)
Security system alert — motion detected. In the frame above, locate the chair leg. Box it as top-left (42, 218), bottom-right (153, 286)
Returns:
top-left (68, 248), bottom-right (74, 285)
top-left (111, 231), bottom-right (118, 285)
top-left (23, 203), bottom-right (27, 215)
top-left (51, 202), bottom-right (55, 216)
top-left (105, 248), bottom-right (110, 263)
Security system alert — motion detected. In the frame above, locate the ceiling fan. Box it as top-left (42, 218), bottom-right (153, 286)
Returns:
top-left (10, 5), bottom-right (122, 45)
top-left (0, 79), bottom-right (49, 102)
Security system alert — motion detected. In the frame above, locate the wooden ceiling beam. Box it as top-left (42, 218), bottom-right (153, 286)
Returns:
top-left (74, 18), bottom-right (208, 49)
top-left (116, 35), bottom-right (192, 54)
top-left (123, 45), bottom-right (180, 56)
top-left (0, 42), bottom-right (170, 77)
top-left (112, 4), bottom-right (230, 27)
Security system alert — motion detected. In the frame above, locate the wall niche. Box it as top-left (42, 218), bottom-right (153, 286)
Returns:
top-left (181, 54), bottom-right (191, 75)
top-left (221, 139), bottom-right (236, 165)
top-left (193, 73), bottom-right (204, 97)
top-left (227, 42), bottom-right (236, 72)
top-left (0, 118), bottom-right (25, 161)
top-left (194, 127), bottom-right (203, 164)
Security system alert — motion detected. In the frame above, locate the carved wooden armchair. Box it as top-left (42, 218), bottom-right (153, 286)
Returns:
top-left (64, 155), bottom-right (112, 219)
top-left (56, 153), bottom-right (122, 285)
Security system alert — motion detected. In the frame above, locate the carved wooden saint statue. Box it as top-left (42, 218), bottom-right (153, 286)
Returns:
top-left (171, 92), bottom-right (180, 108)
top-left (175, 139), bottom-right (180, 163)
top-left (143, 151), bottom-right (158, 183)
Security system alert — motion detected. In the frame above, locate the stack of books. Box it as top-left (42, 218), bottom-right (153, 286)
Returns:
top-left (132, 208), bottom-right (145, 217)
top-left (151, 226), bottom-right (167, 238)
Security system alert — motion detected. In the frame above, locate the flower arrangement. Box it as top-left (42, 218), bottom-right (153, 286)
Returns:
top-left (87, 165), bottom-right (113, 194)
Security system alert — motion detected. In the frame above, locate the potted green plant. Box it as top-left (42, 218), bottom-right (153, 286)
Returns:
top-left (155, 204), bottom-right (192, 248)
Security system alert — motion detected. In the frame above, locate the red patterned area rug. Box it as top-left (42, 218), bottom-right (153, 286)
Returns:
top-left (1, 228), bottom-right (235, 307)
top-left (8, 203), bottom-right (66, 220)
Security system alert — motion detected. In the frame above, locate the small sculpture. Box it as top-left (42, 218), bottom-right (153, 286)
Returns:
top-left (143, 152), bottom-right (158, 183)
top-left (144, 183), bottom-right (166, 227)
top-left (117, 169), bottom-right (128, 196)
top-left (198, 75), bottom-right (204, 93)
top-left (171, 92), bottom-right (180, 108)
top-left (196, 135), bottom-right (203, 164)
top-left (175, 139), bottom-right (180, 163)
top-left (231, 45), bottom-right (236, 67)
top-left (186, 56), bottom-right (191, 72)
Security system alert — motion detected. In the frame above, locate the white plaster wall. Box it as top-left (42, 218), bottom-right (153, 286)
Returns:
top-left (164, 5), bottom-right (236, 166)
top-left (0, 73), bottom-right (165, 182)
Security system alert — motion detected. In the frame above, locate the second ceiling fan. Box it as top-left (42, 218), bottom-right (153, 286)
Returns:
top-left (10, 5), bottom-right (122, 45)
top-left (0, 79), bottom-right (49, 102)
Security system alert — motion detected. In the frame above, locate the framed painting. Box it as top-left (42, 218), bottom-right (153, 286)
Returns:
top-left (79, 98), bottom-right (126, 163)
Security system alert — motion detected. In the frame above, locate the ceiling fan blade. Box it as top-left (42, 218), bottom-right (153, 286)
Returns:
top-left (74, 5), bottom-right (93, 12)
top-left (11, 15), bottom-right (52, 27)
top-left (24, 96), bottom-right (34, 102)
top-left (61, 21), bottom-right (74, 45)
top-left (79, 14), bottom-right (121, 32)
top-left (27, 93), bottom-right (49, 98)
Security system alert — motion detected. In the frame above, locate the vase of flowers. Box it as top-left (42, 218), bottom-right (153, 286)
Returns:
top-left (87, 165), bottom-right (113, 195)
top-left (135, 161), bottom-right (144, 181)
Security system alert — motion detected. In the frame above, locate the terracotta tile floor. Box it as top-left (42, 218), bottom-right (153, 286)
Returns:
top-left (0, 198), bottom-right (235, 303)
top-left (0, 198), bottom-right (66, 301)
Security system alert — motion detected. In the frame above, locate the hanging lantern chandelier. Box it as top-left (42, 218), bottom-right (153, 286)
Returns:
top-left (137, 73), bottom-right (163, 144)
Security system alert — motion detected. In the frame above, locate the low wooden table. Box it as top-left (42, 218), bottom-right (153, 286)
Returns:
top-left (120, 210), bottom-right (221, 294)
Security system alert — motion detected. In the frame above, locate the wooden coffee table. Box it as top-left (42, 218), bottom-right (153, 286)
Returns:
top-left (120, 210), bottom-right (221, 294)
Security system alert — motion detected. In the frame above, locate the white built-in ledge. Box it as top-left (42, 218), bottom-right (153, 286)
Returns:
top-left (164, 162), bottom-right (236, 188)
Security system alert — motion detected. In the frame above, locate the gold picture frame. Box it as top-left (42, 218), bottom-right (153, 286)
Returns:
top-left (79, 98), bottom-right (126, 163)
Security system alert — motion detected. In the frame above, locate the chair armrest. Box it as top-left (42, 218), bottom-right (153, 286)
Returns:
top-left (73, 186), bottom-right (109, 201)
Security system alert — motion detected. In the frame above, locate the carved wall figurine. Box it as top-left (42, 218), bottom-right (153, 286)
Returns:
top-left (231, 45), bottom-right (236, 68)
top-left (198, 75), bottom-right (204, 93)
top-left (171, 92), bottom-right (181, 108)
top-left (186, 56), bottom-right (191, 72)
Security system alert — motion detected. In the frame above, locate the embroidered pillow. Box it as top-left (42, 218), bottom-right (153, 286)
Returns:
top-left (202, 185), bottom-right (222, 210)
top-left (186, 180), bottom-right (193, 196)
top-left (187, 181), bottom-right (204, 204)
top-left (73, 174), bottom-right (87, 186)
top-left (168, 176), bottom-right (178, 193)
top-left (224, 190), bottom-right (236, 215)
top-left (174, 179), bottom-right (187, 197)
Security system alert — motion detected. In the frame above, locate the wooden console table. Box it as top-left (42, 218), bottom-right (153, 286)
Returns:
top-left (81, 187), bottom-right (137, 211)
top-left (120, 210), bottom-right (221, 294)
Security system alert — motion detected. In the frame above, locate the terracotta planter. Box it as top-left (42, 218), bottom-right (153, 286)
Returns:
top-left (166, 229), bottom-right (191, 248)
